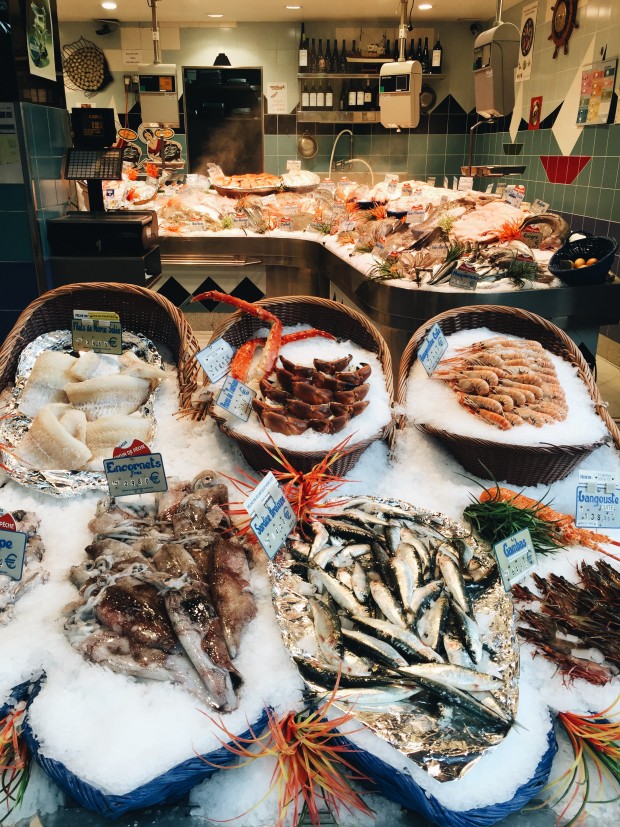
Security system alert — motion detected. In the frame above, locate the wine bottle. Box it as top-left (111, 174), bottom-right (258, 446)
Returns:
top-left (309, 38), bottom-right (317, 72)
top-left (298, 23), bottom-right (307, 72)
top-left (407, 37), bottom-right (415, 61)
top-left (422, 37), bottom-right (430, 73)
top-left (340, 39), bottom-right (348, 73)
top-left (317, 39), bottom-right (325, 72)
top-left (432, 37), bottom-right (443, 74)
top-left (392, 38), bottom-right (399, 61)
top-left (384, 39), bottom-right (391, 58)
top-left (325, 40), bottom-right (332, 73)
top-left (316, 82), bottom-right (325, 109)
top-left (339, 83), bottom-right (347, 111)
top-left (325, 81), bottom-right (334, 110)
top-left (356, 78), bottom-right (364, 109)
top-left (415, 38), bottom-right (422, 64)
top-left (348, 80), bottom-right (356, 110)
top-left (309, 82), bottom-right (317, 109)
top-left (301, 81), bottom-right (309, 109)
top-left (363, 79), bottom-right (372, 111)
top-left (331, 40), bottom-right (339, 73)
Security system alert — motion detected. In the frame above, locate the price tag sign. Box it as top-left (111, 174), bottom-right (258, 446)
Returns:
top-left (503, 184), bottom-right (526, 208)
top-left (196, 338), bottom-right (235, 383)
top-left (0, 513), bottom-right (26, 581)
top-left (233, 213), bottom-right (249, 228)
top-left (449, 267), bottom-right (478, 290)
top-left (521, 229), bottom-right (544, 249)
top-left (244, 472), bottom-right (296, 559)
top-left (530, 198), bottom-right (549, 215)
top-left (406, 205), bottom-right (425, 225)
top-left (216, 376), bottom-right (256, 421)
top-left (71, 310), bottom-right (122, 355)
top-left (458, 176), bottom-right (474, 192)
top-left (261, 193), bottom-right (277, 206)
top-left (418, 323), bottom-right (448, 376)
top-left (493, 528), bottom-right (537, 591)
top-left (427, 176), bottom-right (436, 186)
top-left (371, 241), bottom-right (386, 258)
top-left (486, 183), bottom-right (494, 193)
top-left (443, 176), bottom-right (449, 189)
top-left (575, 470), bottom-right (620, 528)
top-left (341, 219), bottom-right (357, 232)
top-left (104, 446), bottom-right (168, 498)
top-left (286, 159), bottom-right (302, 172)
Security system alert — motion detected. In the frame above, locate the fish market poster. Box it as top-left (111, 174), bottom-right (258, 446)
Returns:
top-left (516, 1), bottom-right (538, 82)
top-left (267, 82), bottom-right (288, 115)
top-left (577, 58), bottom-right (617, 125)
top-left (27, 0), bottom-right (57, 82)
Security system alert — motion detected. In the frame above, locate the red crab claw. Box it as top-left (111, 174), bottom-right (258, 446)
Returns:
top-left (192, 291), bottom-right (282, 383)
top-left (230, 328), bottom-right (336, 382)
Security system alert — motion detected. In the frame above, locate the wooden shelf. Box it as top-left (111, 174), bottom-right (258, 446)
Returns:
top-left (296, 110), bottom-right (380, 123)
top-left (297, 73), bottom-right (445, 80)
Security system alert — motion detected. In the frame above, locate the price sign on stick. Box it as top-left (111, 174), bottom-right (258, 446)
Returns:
top-left (104, 441), bottom-right (168, 497)
top-left (72, 310), bottom-right (122, 355)
top-left (493, 528), bottom-right (537, 591)
top-left (244, 472), bottom-right (297, 559)
top-left (418, 323), bottom-right (448, 376)
top-left (216, 376), bottom-right (256, 421)
top-left (575, 470), bottom-right (620, 529)
top-left (0, 513), bottom-right (26, 581)
top-left (196, 338), bottom-right (235, 383)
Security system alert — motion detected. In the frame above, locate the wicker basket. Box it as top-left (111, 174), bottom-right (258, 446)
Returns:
top-left (206, 296), bottom-right (394, 477)
top-left (0, 282), bottom-right (200, 411)
top-left (397, 305), bottom-right (619, 485)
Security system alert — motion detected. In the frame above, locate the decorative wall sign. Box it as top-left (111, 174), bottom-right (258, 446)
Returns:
top-left (548, 0), bottom-right (579, 59)
top-left (528, 96), bottom-right (543, 129)
top-left (516, 1), bottom-right (538, 82)
top-left (27, 0), bottom-right (57, 82)
top-left (577, 58), bottom-right (617, 125)
top-left (266, 82), bottom-right (288, 114)
top-left (138, 123), bottom-right (184, 165)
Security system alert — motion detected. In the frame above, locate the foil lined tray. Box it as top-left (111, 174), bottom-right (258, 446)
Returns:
top-left (0, 330), bottom-right (162, 497)
top-left (270, 496), bottom-right (519, 783)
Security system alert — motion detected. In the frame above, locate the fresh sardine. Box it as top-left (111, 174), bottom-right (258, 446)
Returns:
top-left (342, 628), bottom-right (408, 669)
top-left (351, 562), bottom-right (370, 604)
top-left (419, 594), bottom-right (449, 651)
top-left (368, 571), bottom-right (407, 628)
top-left (312, 569), bottom-right (369, 617)
top-left (309, 595), bottom-right (343, 665)
top-left (352, 615), bottom-right (444, 663)
top-left (437, 550), bottom-right (472, 616)
top-left (452, 603), bottom-right (483, 664)
top-left (398, 663), bottom-right (503, 692)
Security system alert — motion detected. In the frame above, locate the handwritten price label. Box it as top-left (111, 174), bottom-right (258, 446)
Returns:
top-left (196, 338), bottom-right (235, 383)
top-left (418, 323), bottom-right (448, 376)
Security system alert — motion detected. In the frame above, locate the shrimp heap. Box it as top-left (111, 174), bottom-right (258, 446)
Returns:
top-left (432, 336), bottom-right (567, 431)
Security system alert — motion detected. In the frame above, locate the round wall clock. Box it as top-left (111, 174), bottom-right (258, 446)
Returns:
top-left (548, 0), bottom-right (579, 59)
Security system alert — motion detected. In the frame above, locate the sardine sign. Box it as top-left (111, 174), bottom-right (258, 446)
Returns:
top-left (0, 513), bottom-right (26, 582)
top-left (418, 323), bottom-right (448, 376)
top-left (493, 527), bottom-right (537, 591)
top-left (243, 472), bottom-right (296, 559)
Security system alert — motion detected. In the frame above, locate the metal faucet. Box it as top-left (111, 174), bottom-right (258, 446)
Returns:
top-left (329, 129), bottom-right (353, 180)
top-left (466, 118), bottom-right (496, 176)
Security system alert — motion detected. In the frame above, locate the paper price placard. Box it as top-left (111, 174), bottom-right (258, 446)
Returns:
top-left (216, 376), bottom-right (256, 421)
top-left (72, 310), bottom-right (122, 355)
top-left (104, 453), bottom-right (168, 497)
top-left (196, 338), bottom-right (235, 383)
top-left (493, 528), bottom-right (537, 591)
top-left (418, 323), bottom-right (448, 376)
top-left (244, 472), bottom-right (296, 559)
top-left (575, 470), bottom-right (620, 529)
top-left (0, 514), bottom-right (26, 581)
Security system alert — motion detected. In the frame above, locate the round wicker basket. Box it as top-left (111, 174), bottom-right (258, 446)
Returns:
top-left (397, 305), bottom-right (619, 485)
top-left (0, 282), bottom-right (200, 411)
top-left (206, 296), bottom-right (394, 476)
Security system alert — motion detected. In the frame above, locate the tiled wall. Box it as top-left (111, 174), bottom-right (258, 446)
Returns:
top-left (473, 0), bottom-right (619, 273)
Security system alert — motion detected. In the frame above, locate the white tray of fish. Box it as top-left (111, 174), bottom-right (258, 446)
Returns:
top-left (0, 331), bottom-right (163, 497)
top-left (270, 496), bottom-right (519, 782)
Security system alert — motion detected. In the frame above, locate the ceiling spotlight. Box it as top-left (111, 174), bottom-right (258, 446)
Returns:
top-left (208, 13), bottom-right (224, 17)
top-left (286, 5), bottom-right (302, 8)
top-left (419, 3), bottom-right (433, 8)
top-left (101, 1), bottom-right (117, 8)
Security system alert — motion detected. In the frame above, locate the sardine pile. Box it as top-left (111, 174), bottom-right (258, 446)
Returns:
top-left (0, 511), bottom-right (47, 624)
top-left (433, 336), bottom-right (567, 430)
top-left (272, 496), bottom-right (518, 779)
top-left (64, 472), bottom-right (256, 711)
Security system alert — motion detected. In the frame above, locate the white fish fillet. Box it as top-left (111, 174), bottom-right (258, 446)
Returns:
top-left (65, 374), bottom-right (150, 421)
top-left (17, 404), bottom-right (92, 470)
top-left (18, 351), bottom-right (77, 418)
top-left (85, 415), bottom-right (153, 456)
top-left (59, 409), bottom-right (87, 442)
top-left (119, 350), bottom-right (165, 384)
top-left (69, 352), bottom-right (120, 381)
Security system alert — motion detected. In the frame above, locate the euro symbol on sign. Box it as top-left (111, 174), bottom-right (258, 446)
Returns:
top-left (150, 472), bottom-right (160, 484)
top-left (109, 337), bottom-right (117, 347)
top-left (4, 554), bottom-right (16, 570)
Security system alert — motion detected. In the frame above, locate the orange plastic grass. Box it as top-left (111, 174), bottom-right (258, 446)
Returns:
top-left (498, 219), bottom-right (524, 243)
top-left (0, 706), bottom-right (30, 819)
top-left (198, 672), bottom-right (373, 826)
top-left (532, 696), bottom-right (620, 826)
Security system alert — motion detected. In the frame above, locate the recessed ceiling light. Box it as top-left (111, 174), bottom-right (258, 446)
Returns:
top-left (101, 1), bottom-right (117, 8)
top-left (286, 5), bottom-right (302, 8)
top-left (418, 3), bottom-right (433, 8)
top-left (208, 13), bottom-right (224, 17)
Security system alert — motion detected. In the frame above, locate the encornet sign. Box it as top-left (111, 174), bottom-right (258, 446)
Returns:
top-left (267, 82), bottom-right (288, 114)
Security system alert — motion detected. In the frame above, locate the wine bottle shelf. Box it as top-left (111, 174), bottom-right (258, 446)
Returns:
top-left (296, 111), bottom-right (381, 123)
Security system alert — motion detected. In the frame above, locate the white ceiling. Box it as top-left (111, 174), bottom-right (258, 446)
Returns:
top-left (57, 0), bottom-right (521, 25)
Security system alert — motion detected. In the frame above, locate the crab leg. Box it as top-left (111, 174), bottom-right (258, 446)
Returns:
top-left (229, 328), bottom-right (337, 383)
top-left (192, 290), bottom-right (283, 383)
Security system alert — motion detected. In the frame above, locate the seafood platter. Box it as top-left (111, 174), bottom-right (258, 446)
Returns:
top-left (2, 284), bottom-right (620, 826)
top-left (96, 165), bottom-right (616, 294)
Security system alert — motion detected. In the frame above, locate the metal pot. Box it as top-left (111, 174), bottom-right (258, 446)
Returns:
top-left (297, 132), bottom-right (318, 159)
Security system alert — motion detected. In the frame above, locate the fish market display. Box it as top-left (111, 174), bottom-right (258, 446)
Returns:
top-left (432, 336), bottom-right (567, 430)
top-left (0, 332), bottom-right (163, 485)
top-left (0, 510), bottom-right (47, 624)
top-left (207, 163), bottom-right (281, 195)
top-left (271, 496), bottom-right (518, 781)
top-left (281, 169), bottom-right (320, 191)
top-left (64, 471), bottom-right (256, 711)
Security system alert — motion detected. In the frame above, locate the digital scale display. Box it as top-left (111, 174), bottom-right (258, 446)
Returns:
top-left (380, 74), bottom-right (411, 94)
